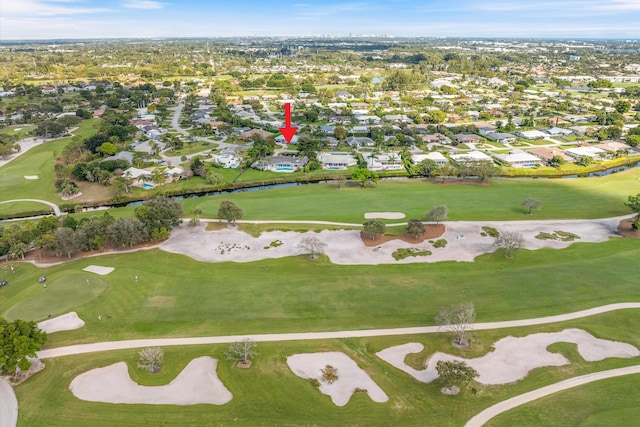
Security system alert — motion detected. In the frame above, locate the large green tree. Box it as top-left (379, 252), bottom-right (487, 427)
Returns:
top-left (135, 197), bottom-right (183, 232)
top-left (0, 318), bottom-right (47, 373)
top-left (218, 200), bottom-right (243, 224)
top-left (351, 168), bottom-right (378, 187)
top-left (435, 360), bottom-right (478, 394)
top-left (625, 193), bottom-right (640, 230)
top-left (362, 219), bottom-right (386, 240)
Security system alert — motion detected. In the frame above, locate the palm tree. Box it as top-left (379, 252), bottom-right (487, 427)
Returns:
top-left (151, 168), bottom-right (165, 185)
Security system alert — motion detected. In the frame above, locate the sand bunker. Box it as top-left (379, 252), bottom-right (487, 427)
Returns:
top-left (70, 356), bottom-right (231, 405)
top-left (82, 265), bottom-right (114, 275)
top-left (161, 217), bottom-right (619, 265)
top-left (287, 352), bottom-right (388, 406)
top-left (37, 312), bottom-right (85, 334)
top-left (364, 212), bottom-right (406, 219)
top-left (376, 329), bottom-right (639, 385)
top-left (23, 175), bottom-right (38, 180)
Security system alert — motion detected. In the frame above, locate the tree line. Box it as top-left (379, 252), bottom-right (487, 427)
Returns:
top-left (0, 197), bottom-right (182, 260)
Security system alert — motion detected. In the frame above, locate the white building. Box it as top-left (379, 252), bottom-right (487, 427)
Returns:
top-left (564, 146), bottom-right (608, 160)
top-left (317, 152), bottom-right (358, 170)
top-left (494, 151), bottom-right (541, 168)
top-left (450, 150), bottom-right (493, 163)
top-left (411, 152), bottom-right (449, 165)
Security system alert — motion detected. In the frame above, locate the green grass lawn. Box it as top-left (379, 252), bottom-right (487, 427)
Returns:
top-left (13, 310), bottom-right (640, 426)
top-left (2, 237), bottom-right (640, 349)
top-left (167, 140), bottom-right (217, 157)
top-left (0, 124), bottom-right (36, 140)
top-left (488, 374), bottom-right (640, 427)
top-left (0, 200), bottom-right (54, 218)
top-left (0, 118), bottom-right (100, 204)
top-left (176, 167), bottom-right (640, 222)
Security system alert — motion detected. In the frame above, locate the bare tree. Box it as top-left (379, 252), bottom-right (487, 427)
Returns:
top-left (522, 197), bottom-right (542, 215)
top-left (435, 302), bottom-right (475, 347)
top-left (297, 236), bottom-right (327, 260)
top-left (494, 231), bottom-right (525, 258)
top-left (137, 347), bottom-right (164, 373)
top-left (226, 338), bottom-right (258, 367)
top-left (425, 205), bottom-right (448, 224)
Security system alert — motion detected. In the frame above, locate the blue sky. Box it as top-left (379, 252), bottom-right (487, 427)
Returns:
top-left (1, 0), bottom-right (640, 40)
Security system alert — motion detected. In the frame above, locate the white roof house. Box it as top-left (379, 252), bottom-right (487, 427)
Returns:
top-left (317, 152), bottom-right (357, 170)
top-left (494, 151), bottom-right (541, 168)
top-left (450, 150), bottom-right (493, 163)
top-left (564, 146), bottom-right (608, 160)
top-left (517, 130), bottom-right (548, 140)
top-left (123, 167), bottom-right (151, 180)
top-left (211, 153), bottom-right (241, 168)
top-left (411, 152), bottom-right (449, 165)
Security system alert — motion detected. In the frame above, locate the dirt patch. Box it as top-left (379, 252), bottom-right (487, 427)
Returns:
top-left (361, 224), bottom-right (445, 247)
top-left (618, 219), bottom-right (640, 239)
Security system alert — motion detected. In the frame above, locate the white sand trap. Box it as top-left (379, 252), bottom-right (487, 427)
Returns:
top-left (287, 352), bottom-right (388, 406)
top-left (37, 312), bottom-right (85, 334)
top-left (82, 265), bottom-right (114, 275)
top-left (13, 128), bottom-right (22, 131)
top-left (23, 175), bottom-right (38, 180)
top-left (70, 356), bottom-right (231, 405)
top-left (161, 216), bottom-right (621, 266)
top-left (364, 212), bottom-right (406, 219)
top-left (377, 329), bottom-right (639, 385)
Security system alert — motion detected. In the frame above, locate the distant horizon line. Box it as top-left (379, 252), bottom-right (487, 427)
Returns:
top-left (1, 35), bottom-right (639, 44)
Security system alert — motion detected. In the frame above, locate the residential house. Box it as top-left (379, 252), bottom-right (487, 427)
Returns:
top-left (317, 152), bottom-right (358, 170)
top-left (345, 136), bottom-right (375, 147)
top-left (517, 130), bottom-right (548, 140)
top-left (450, 150), bottom-right (493, 163)
top-left (493, 150), bottom-right (541, 168)
top-left (564, 146), bottom-right (608, 160)
top-left (476, 123), bottom-right (497, 136)
top-left (411, 151), bottom-right (449, 165)
top-left (252, 155), bottom-right (308, 172)
top-left (545, 127), bottom-right (573, 137)
top-left (527, 147), bottom-right (574, 164)
top-left (593, 140), bottom-right (633, 154)
top-left (366, 152), bottom-right (403, 171)
top-left (486, 132), bottom-right (517, 144)
top-left (275, 134), bottom-right (300, 144)
top-left (103, 151), bottom-right (134, 164)
top-left (419, 133), bottom-right (451, 144)
top-left (453, 132), bottom-right (481, 144)
top-left (132, 140), bottom-right (166, 154)
top-left (240, 129), bottom-right (272, 140)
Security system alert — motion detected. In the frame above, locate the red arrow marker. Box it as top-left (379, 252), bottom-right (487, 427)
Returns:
top-left (279, 102), bottom-right (298, 144)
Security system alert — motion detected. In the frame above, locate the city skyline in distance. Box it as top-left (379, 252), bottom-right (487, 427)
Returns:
top-left (1, 0), bottom-right (640, 40)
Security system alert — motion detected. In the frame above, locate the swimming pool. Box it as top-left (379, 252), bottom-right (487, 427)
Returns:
top-left (274, 167), bottom-right (295, 172)
top-left (327, 167), bottom-right (341, 170)
top-left (229, 163), bottom-right (238, 169)
top-left (140, 183), bottom-right (155, 189)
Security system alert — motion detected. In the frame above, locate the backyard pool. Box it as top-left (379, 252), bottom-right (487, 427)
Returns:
top-left (140, 183), bottom-right (155, 189)
top-left (274, 167), bottom-right (295, 172)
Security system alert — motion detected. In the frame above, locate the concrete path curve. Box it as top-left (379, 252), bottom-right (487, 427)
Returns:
top-left (465, 365), bottom-right (640, 426)
top-left (0, 377), bottom-right (18, 427)
top-left (0, 199), bottom-right (61, 217)
top-left (37, 302), bottom-right (640, 359)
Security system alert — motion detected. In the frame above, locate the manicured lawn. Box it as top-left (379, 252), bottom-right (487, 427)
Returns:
top-left (0, 124), bottom-right (36, 140)
top-left (14, 310), bottom-right (640, 426)
top-left (0, 118), bottom-right (100, 203)
top-left (177, 167), bottom-right (640, 222)
top-left (488, 374), bottom-right (640, 426)
top-left (169, 140), bottom-right (217, 156)
top-left (2, 237), bottom-right (640, 349)
top-left (0, 200), bottom-right (54, 218)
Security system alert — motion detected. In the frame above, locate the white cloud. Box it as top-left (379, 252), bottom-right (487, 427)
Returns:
top-left (122, 0), bottom-right (167, 9)
top-left (1, 0), bottom-right (111, 17)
